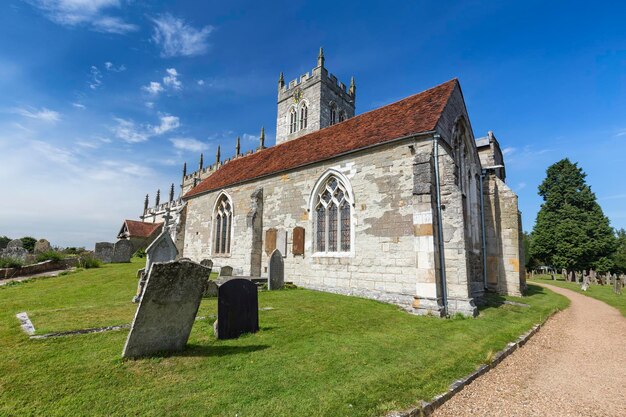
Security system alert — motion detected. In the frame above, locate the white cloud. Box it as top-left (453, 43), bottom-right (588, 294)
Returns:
top-left (89, 65), bottom-right (102, 89)
top-left (163, 68), bottom-right (182, 90)
top-left (170, 137), bottom-right (208, 152)
top-left (72, 102), bottom-right (86, 109)
top-left (615, 129), bottom-right (626, 138)
top-left (152, 114), bottom-right (180, 135)
top-left (112, 117), bottom-right (149, 143)
top-left (151, 14), bottom-right (213, 58)
top-left (197, 79), bottom-right (205, 86)
top-left (142, 81), bottom-right (164, 95)
top-left (13, 106), bottom-right (61, 122)
top-left (104, 61), bottom-right (126, 72)
top-left (26, 0), bottom-right (138, 34)
top-left (502, 146), bottom-right (515, 156)
top-left (145, 101), bottom-right (154, 108)
top-left (242, 133), bottom-right (259, 142)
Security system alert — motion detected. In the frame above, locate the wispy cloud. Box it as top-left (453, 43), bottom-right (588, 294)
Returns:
top-left (242, 133), bottom-right (259, 142)
top-left (25, 0), bottom-right (138, 34)
top-left (142, 81), bottom-right (164, 95)
top-left (13, 106), bottom-right (61, 122)
top-left (112, 114), bottom-right (180, 143)
top-left (502, 146), bottom-right (515, 156)
top-left (163, 68), bottom-right (182, 90)
top-left (72, 102), bottom-right (86, 109)
top-left (104, 61), bottom-right (126, 72)
top-left (151, 14), bottom-right (214, 58)
top-left (170, 137), bottom-right (209, 152)
top-left (600, 193), bottom-right (626, 201)
top-left (89, 65), bottom-right (102, 89)
top-left (614, 129), bottom-right (626, 138)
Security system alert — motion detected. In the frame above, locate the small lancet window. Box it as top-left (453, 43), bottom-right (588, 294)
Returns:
top-left (214, 194), bottom-right (232, 255)
top-left (300, 103), bottom-right (308, 130)
top-left (314, 175), bottom-right (352, 254)
top-left (329, 103), bottom-right (337, 126)
top-left (289, 108), bottom-right (297, 134)
top-left (339, 111), bottom-right (346, 122)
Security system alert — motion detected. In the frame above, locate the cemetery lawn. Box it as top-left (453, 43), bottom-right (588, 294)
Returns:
top-left (0, 260), bottom-right (568, 417)
top-left (531, 274), bottom-right (626, 317)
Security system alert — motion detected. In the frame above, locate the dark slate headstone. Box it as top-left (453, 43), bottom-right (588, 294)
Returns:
top-left (122, 260), bottom-right (208, 358)
top-left (112, 240), bottom-right (133, 263)
top-left (219, 266), bottom-right (233, 277)
top-left (268, 249), bottom-right (284, 290)
top-left (215, 278), bottom-right (259, 340)
top-left (94, 242), bottom-right (114, 263)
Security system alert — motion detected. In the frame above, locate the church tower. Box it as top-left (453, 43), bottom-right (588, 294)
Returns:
top-left (276, 48), bottom-right (356, 145)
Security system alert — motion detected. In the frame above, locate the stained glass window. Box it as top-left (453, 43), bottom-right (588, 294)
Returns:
top-left (313, 175), bottom-right (352, 254)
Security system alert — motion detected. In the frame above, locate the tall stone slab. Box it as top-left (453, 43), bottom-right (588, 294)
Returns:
top-left (292, 226), bottom-right (305, 256)
top-left (276, 229), bottom-right (287, 257)
top-left (94, 242), bottom-right (114, 263)
top-left (34, 239), bottom-right (52, 254)
top-left (215, 278), bottom-right (259, 340)
top-left (265, 228), bottom-right (277, 256)
top-left (134, 230), bottom-right (178, 303)
top-left (268, 249), bottom-right (284, 290)
top-left (122, 260), bottom-right (208, 358)
top-left (112, 240), bottom-right (133, 263)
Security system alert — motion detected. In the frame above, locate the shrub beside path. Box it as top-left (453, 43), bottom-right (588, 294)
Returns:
top-left (433, 283), bottom-right (626, 417)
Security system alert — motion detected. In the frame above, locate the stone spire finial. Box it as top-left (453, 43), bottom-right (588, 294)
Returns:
top-left (236, 136), bottom-right (241, 157)
top-left (278, 72), bottom-right (285, 89)
top-left (259, 127), bottom-right (265, 149)
top-left (169, 183), bottom-right (174, 202)
top-left (216, 145), bottom-right (221, 166)
top-left (349, 76), bottom-right (356, 97)
top-left (155, 189), bottom-right (160, 206)
top-left (199, 153), bottom-right (204, 171)
top-left (182, 161), bottom-right (187, 178)
top-left (317, 47), bottom-right (325, 68)
top-left (144, 194), bottom-right (149, 213)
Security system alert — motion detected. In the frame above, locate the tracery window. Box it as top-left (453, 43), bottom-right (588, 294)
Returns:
top-left (299, 103), bottom-right (308, 129)
top-left (314, 175), bottom-right (352, 254)
top-left (289, 108), bottom-right (297, 133)
top-left (213, 194), bottom-right (232, 255)
top-left (329, 103), bottom-right (337, 126)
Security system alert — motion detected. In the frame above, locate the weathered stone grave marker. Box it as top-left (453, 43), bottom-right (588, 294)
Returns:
top-left (276, 229), bottom-right (287, 257)
top-left (265, 228), bottom-right (277, 256)
top-left (112, 240), bottom-right (133, 263)
top-left (268, 249), bottom-right (284, 290)
top-left (133, 226), bottom-right (178, 303)
top-left (292, 226), bottom-right (305, 256)
top-left (214, 278), bottom-right (259, 340)
top-left (122, 260), bottom-right (208, 358)
top-left (94, 242), bottom-right (114, 263)
top-left (33, 239), bottom-right (51, 254)
top-left (219, 266), bottom-right (233, 277)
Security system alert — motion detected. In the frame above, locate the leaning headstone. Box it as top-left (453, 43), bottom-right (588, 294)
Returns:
top-left (268, 249), bottom-right (284, 290)
top-left (215, 278), bottom-right (259, 340)
top-left (111, 240), bottom-right (133, 263)
top-left (94, 242), bottom-right (114, 263)
top-left (122, 260), bottom-right (208, 358)
top-left (219, 266), bottom-right (233, 277)
top-left (33, 239), bottom-right (52, 254)
top-left (133, 229), bottom-right (178, 303)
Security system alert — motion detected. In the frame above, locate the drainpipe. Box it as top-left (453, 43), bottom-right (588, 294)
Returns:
top-left (433, 134), bottom-right (448, 317)
top-left (480, 165), bottom-right (504, 292)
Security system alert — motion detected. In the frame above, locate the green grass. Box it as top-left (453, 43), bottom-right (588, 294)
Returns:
top-left (0, 259), bottom-right (568, 417)
top-left (530, 274), bottom-right (626, 317)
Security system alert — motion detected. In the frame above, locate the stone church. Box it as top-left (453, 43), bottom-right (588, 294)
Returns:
top-left (136, 49), bottom-right (525, 316)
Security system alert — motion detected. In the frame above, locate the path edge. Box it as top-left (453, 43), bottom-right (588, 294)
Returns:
top-left (386, 306), bottom-right (562, 417)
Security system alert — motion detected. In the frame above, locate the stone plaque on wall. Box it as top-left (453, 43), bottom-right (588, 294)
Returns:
top-left (265, 228), bottom-right (276, 255)
top-left (292, 227), bottom-right (305, 256)
top-left (276, 229), bottom-right (287, 257)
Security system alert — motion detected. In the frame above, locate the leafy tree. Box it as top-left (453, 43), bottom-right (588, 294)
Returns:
top-left (522, 231), bottom-right (538, 269)
top-left (0, 236), bottom-right (11, 249)
top-left (530, 159), bottom-right (616, 271)
top-left (20, 237), bottom-right (37, 253)
top-left (613, 229), bottom-right (626, 274)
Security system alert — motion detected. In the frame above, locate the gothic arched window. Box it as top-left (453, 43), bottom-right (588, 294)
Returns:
top-left (329, 103), bottom-right (337, 126)
top-left (339, 111), bottom-right (346, 122)
top-left (213, 193), bottom-right (232, 255)
top-left (300, 103), bottom-right (308, 129)
top-left (289, 108), bottom-right (297, 134)
top-left (313, 175), bottom-right (353, 253)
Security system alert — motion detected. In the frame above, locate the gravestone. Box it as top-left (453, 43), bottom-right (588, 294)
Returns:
top-left (122, 260), bottom-right (209, 358)
top-left (568, 271), bottom-right (574, 282)
top-left (614, 275), bottom-right (622, 295)
top-left (112, 240), bottom-right (133, 263)
top-left (2, 239), bottom-right (29, 261)
top-left (34, 239), bottom-right (52, 254)
top-left (581, 274), bottom-right (590, 291)
top-left (133, 230), bottom-right (178, 303)
top-left (200, 259), bottom-right (213, 268)
top-left (265, 228), bottom-right (277, 256)
top-left (276, 229), bottom-right (287, 257)
top-left (94, 242), bottom-right (114, 263)
top-left (561, 268), bottom-right (567, 280)
top-left (268, 249), bottom-right (284, 290)
top-left (7, 239), bottom-right (23, 249)
top-left (219, 266), bottom-right (233, 277)
top-left (292, 226), bottom-right (305, 256)
top-left (215, 278), bottom-right (259, 339)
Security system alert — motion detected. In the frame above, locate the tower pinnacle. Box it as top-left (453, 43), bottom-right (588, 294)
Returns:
top-left (259, 127), bottom-right (265, 149)
top-left (317, 47), bottom-right (324, 68)
top-left (216, 145), bottom-right (221, 165)
top-left (236, 136), bottom-right (241, 156)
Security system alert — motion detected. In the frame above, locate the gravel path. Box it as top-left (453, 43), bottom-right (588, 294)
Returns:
top-left (433, 283), bottom-right (626, 417)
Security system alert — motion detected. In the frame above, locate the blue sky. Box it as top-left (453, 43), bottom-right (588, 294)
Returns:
top-left (1, 0), bottom-right (625, 248)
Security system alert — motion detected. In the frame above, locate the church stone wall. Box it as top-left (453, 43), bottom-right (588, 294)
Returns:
top-left (184, 138), bottom-right (440, 310)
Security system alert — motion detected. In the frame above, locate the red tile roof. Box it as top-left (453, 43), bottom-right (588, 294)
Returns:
top-left (184, 79), bottom-right (458, 199)
top-left (124, 220), bottom-right (163, 238)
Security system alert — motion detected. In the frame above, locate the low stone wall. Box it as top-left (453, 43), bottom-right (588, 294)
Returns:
top-left (0, 258), bottom-right (78, 280)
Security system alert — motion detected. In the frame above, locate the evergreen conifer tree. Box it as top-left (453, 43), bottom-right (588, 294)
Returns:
top-left (530, 159), bottom-right (616, 271)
